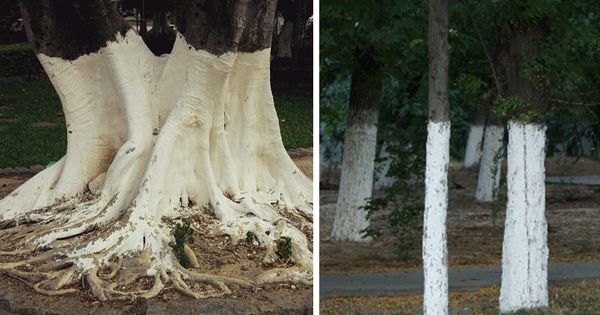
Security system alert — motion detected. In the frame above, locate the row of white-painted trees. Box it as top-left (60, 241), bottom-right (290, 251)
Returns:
top-left (330, 0), bottom-right (550, 313)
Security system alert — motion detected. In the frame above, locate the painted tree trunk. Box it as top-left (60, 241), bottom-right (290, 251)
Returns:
top-left (0, 0), bottom-right (312, 300)
top-left (373, 142), bottom-right (395, 190)
top-left (330, 53), bottom-right (381, 242)
top-left (423, 0), bottom-right (449, 313)
top-left (463, 106), bottom-right (487, 168)
top-left (475, 124), bottom-right (504, 202)
top-left (499, 121), bottom-right (548, 312)
top-left (498, 22), bottom-right (549, 313)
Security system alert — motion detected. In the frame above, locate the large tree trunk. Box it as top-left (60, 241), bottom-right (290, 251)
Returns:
top-left (423, 0), bottom-right (450, 314)
top-left (0, 0), bottom-right (312, 300)
top-left (463, 104), bottom-right (487, 168)
top-left (498, 23), bottom-right (549, 313)
top-left (330, 52), bottom-right (381, 242)
top-left (475, 113), bottom-right (504, 202)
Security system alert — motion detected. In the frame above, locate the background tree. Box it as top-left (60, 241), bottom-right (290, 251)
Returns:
top-left (322, 0), bottom-right (428, 242)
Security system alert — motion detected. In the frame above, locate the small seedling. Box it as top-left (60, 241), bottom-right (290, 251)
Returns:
top-left (172, 218), bottom-right (195, 268)
top-left (245, 231), bottom-right (259, 246)
top-left (276, 237), bottom-right (293, 260)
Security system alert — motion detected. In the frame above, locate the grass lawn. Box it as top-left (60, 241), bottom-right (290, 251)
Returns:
top-left (321, 280), bottom-right (600, 314)
top-left (0, 78), bottom-right (312, 168)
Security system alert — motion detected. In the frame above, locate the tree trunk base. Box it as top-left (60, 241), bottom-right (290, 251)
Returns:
top-left (0, 30), bottom-right (312, 300)
top-left (500, 121), bottom-right (548, 312)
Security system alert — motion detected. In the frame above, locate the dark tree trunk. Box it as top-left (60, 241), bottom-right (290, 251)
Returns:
top-left (18, 0), bottom-right (129, 60)
top-left (347, 52), bottom-right (382, 130)
top-left (498, 23), bottom-right (549, 117)
top-left (175, 0), bottom-right (277, 55)
top-left (427, 0), bottom-right (449, 123)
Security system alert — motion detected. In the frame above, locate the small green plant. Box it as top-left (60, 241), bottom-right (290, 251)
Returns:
top-left (246, 231), bottom-right (259, 246)
top-left (490, 144), bottom-right (506, 227)
top-left (172, 218), bottom-right (195, 268)
top-left (276, 237), bottom-right (293, 260)
top-left (492, 96), bottom-right (543, 123)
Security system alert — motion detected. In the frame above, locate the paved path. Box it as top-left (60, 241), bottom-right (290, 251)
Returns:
top-left (321, 261), bottom-right (600, 298)
top-left (546, 176), bottom-right (600, 185)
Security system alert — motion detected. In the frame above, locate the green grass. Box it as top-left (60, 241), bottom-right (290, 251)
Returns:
top-left (0, 78), bottom-right (312, 168)
top-left (273, 93), bottom-right (313, 149)
top-left (0, 79), bottom-right (66, 168)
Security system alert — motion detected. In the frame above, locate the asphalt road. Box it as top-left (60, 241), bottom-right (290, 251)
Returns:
top-left (321, 261), bottom-right (600, 298)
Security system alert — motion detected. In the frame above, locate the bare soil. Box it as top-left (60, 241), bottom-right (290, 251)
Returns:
top-left (0, 150), bottom-right (314, 315)
top-left (321, 157), bottom-right (600, 274)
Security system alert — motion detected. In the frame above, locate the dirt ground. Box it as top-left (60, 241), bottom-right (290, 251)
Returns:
top-left (0, 149), bottom-right (313, 315)
top-left (321, 157), bottom-right (600, 274)
top-left (321, 279), bottom-right (600, 315)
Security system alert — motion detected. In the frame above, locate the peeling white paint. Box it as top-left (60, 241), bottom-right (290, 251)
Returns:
top-left (475, 125), bottom-right (504, 202)
top-left (463, 124), bottom-right (484, 168)
top-left (500, 121), bottom-right (548, 313)
top-left (423, 121), bottom-right (450, 315)
top-left (330, 114), bottom-right (378, 242)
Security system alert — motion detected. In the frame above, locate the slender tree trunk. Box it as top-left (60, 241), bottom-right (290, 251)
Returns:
top-left (0, 0), bottom-right (312, 300)
top-left (277, 19), bottom-right (294, 58)
top-left (463, 104), bottom-right (487, 168)
top-left (330, 52), bottom-right (381, 242)
top-left (423, 0), bottom-right (449, 314)
top-left (498, 23), bottom-right (549, 313)
top-left (475, 113), bottom-right (504, 202)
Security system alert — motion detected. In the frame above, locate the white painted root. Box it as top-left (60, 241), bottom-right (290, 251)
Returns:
top-left (423, 121), bottom-right (450, 315)
top-left (475, 125), bottom-right (504, 202)
top-left (0, 30), bottom-right (312, 300)
top-left (499, 121), bottom-right (548, 313)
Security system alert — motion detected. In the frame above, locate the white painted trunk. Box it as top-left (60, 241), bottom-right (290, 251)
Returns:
top-left (330, 113), bottom-right (378, 242)
top-left (463, 124), bottom-right (484, 168)
top-left (0, 30), bottom-right (313, 295)
top-left (475, 125), bottom-right (504, 202)
top-left (499, 121), bottom-right (548, 313)
top-left (373, 143), bottom-right (395, 190)
top-left (423, 121), bottom-right (450, 315)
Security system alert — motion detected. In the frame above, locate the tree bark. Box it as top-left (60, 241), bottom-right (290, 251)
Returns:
top-left (498, 23), bottom-right (549, 313)
top-left (475, 112), bottom-right (504, 202)
top-left (330, 51), bottom-right (381, 242)
top-left (463, 104), bottom-right (488, 168)
top-left (0, 0), bottom-right (312, 300)
top-left (423, 0), bottom-right (449, 314)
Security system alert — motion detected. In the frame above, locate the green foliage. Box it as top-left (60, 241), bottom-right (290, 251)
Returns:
top-left (492, 96), bottom-right (544, 123)
top-left (490, 143), bottom-right (507, 227)
top-left (363, 102), bottom-right (427, 258)
top-left (276, 237), bottom-right (293, 260)
top-left (172, 218), bottom-right (195, 268)
top-left (245, 231), bottom-right (258, 246)
top-left (0, 43), bottom-right (42, 77)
